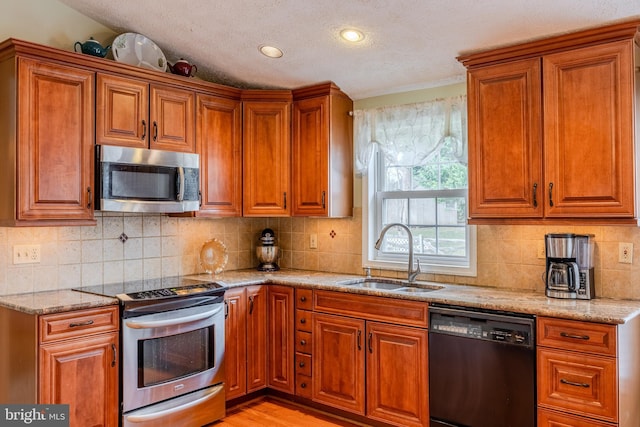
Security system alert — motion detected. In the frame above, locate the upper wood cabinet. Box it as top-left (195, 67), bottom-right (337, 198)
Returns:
top-left (97, 73), bottom-right (196, 153)
top-left (460, 21), bottom-right (639, 223)
top-left (196, 94), bottom-right (243, 216)
top-left (242, 91), bottom-right (292, 217)
top-left (292, 83), bottom-right (353, 217)
top-left (0, 55), bottom-right (96, 226)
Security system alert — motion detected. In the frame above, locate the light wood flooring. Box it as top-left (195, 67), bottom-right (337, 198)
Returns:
top-left (211, 397), bottom-right (367, 427)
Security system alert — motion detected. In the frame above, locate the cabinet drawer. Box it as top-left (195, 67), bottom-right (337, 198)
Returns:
top-left (538, 408), bottom-right (615, 427)
top-left (538, 348), bottom-right (617, 422)
top-left (296, 374), bottom-right (312, 398)
top-left (538, 317), bottom-right (616, 356)
top-left (296, 352), bottom-right (312, 376)
top-left (313, 290), bottom-right (428, 327)
top-left (296, 331), bottom-right (312, 354)
top-left (296, 309), bottom-right (312, 332)
top-left (40, 307), bottom-right (119, 343)
top-left (296, 289), bottom-right (313, 310)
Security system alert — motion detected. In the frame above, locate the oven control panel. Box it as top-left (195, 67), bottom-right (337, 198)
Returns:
top-left (123, 282), bottom-right (224, 300)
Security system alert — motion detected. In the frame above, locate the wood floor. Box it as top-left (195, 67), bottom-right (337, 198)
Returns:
top-left (211, 397), bottom-right (367, 427)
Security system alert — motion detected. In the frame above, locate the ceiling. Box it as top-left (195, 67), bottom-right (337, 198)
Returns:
top-left (60, 0), bottom-right (639, 100)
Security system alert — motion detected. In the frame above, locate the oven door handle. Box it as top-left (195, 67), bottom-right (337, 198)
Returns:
top-left (124, 383), bottom-right (224, 423)
top-left (125, 304), bottom-right (223, 329)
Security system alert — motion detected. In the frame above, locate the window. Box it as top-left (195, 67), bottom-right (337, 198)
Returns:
top-left (356, 95), bottom-right (476, 276)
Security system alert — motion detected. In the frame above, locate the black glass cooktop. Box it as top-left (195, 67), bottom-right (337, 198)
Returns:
top-left (73, 276), bottom-right (225, 301)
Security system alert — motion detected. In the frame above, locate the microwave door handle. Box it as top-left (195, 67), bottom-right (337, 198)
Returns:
top-left (177, 166), bottom-right (185, 202)
top-left (125, 304), bottom-right (223, 329)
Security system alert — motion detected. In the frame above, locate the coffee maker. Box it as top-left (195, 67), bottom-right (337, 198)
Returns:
top-left (545, 233), bottom-right (595, 299)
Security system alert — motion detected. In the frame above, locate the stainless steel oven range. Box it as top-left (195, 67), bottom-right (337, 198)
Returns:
top-left (76, 277), bottom-right (226, 427)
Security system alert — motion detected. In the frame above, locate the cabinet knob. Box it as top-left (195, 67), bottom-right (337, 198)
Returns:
top-left (300, 383), bottom-right (307, 389)
top-left (300, 296), bottom-right (306, 302)
top-left (300, 318), bottom-right (306, 324)
top-left (300, 340), bottom-right (306, 346)
top-left (299, 361), bottom-right (305, 368)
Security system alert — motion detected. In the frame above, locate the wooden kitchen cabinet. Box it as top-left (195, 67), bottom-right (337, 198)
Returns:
top-left (460, 21), bottom-right (638, 223)
top-left (313, 312), bottom-right (366, 414)
top-left (242, 91), bottom-right (292, 216)
top-left (0, 305), bottom-right (119, 427)
top-left (537, 316), bottom-right (640, 427)
top-left (97, 73), bottom-right (196, 153)
top-left (195, 93), bottom-right (243, 216)
top-left (311, 290), bottom-right (430, 426)
top-left (291, 83), bottom-right (353, 217)
top-left (267, 285), bottom-right (295, 394)
top-left (0, 55), bottom-right (95, 226)
top-left (295, 288), bottom-right (314, 398)
top-left (224, 285), bottom-right (268, 401)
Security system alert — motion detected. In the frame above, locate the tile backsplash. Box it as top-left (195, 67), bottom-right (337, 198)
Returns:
top-left (1, 208), bottom-right (640, 301)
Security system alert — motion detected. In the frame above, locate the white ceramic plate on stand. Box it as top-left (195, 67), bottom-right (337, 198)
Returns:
top-left (112, 32), bottom-right (167, 72)
top-left (199, 238), bottom-right (229, 274)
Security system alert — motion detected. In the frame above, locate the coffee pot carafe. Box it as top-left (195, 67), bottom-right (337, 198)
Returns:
top-left (545, 233), bottom-right (595, 299)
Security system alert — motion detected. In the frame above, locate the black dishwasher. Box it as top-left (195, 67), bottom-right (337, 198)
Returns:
top-left (429, 305), bottom-right (536, 427)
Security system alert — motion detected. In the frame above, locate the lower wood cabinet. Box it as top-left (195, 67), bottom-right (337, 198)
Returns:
top-left (224, 285), bottom-right (268, 400)
top-left (311, 290), bottom-right (430, 427)
top-left (0, 305), bottom-right (119, 427)
top-left (537, 316), bottom-right (640, 427)
top-left (267, 285), bottom-right (295, 394)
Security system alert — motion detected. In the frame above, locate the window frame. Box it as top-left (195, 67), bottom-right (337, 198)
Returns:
top-left (362, 144), bottom-right (477, 277)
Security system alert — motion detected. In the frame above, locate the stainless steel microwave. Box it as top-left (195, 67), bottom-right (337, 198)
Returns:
top-left (96, 145), bottom-right (200, 213)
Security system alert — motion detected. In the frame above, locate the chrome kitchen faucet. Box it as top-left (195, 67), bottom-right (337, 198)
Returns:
top-left (375, 223), bottom-right (421, 283)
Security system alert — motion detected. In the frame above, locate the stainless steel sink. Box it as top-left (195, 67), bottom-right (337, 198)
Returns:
top-left (339, 278), bottom-right (444, 293)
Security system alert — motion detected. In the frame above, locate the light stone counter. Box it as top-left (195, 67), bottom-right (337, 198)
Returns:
top-left (2, 269), bottom-right (640, 324)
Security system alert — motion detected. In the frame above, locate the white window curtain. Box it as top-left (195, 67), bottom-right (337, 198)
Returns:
top-left (353, 95), bottom-right (467, 175)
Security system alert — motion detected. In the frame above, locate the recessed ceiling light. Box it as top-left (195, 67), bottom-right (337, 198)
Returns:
top-left (259, 45), bottom-right (283, 58)
top-left (340, 29), bottom-right (365, 43)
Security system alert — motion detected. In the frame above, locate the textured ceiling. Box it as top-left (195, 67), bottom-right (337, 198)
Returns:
top-left (60, 0), bottom-right (639, 100)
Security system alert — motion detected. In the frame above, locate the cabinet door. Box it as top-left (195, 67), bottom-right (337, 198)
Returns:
top-left (242, 101), bottom-right (291, 216)
top-left (292, 96), bottom-right (329, 216)
top-left (96, 73), bottom-right (149, 149)
top-left (467, 58), bottom-right (543, 218)
top-left (247, 285), bottom-right (268, 393)
top-left (224, 287), bottom-right (247, 401)
top-left (17, 58), bottom-right (95, 224)
top-left (39, 332), bottom-right (118, 427)
top-left (267, 285), bottom-right (295, 394)
top-left (543, 40), bottom-right (634, 218)
top-left (366, 322), bottom-right (429, 427)
top-left (312, 312), bottom-right (365, 415)
top-left (149, 84), bottom-right (195, 153)
top-left (196, 94), bottom-right (243, 216)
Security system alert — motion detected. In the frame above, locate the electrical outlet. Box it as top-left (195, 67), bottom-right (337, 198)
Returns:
top-left (309, 234), bottom-right (318, 249)
top-left (619, 242), bottom-right (633, 264)
top-left (537, 241), bottom-right (546, 259)
top-left (13, 244), bottom-right (41, 264)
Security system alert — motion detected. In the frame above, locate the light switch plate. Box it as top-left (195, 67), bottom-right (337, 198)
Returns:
top-left (13, 244), bottom-right (41, 264)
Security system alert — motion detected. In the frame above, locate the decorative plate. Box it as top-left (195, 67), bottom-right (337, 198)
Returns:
top-left (112, 32), bottom-right (167, 72)
top-left (199, 238), bottom-right (228, 274)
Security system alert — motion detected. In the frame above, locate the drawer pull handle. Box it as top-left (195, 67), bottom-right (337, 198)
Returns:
top-left (357, 330), bottom-right (362, 350)
top-left (560, 378), bottom-right (590, 388)
top-left (300, 340), bottom-right (306, 346)
top-left (69, 320), bottom-right (94, 328)
top-left (249, 296), bottom-right (254, 315)
top-left (532, 183), bottom-right (538, 208)
top-left (141, 120), bottom-right (147, 140)
top-left (299, 361), bottom-right (305, 368)
top-left (300, 296), bottom-right (306, 302)
top-left (560, 332), bottom-right (590, 340)
top-left (368, 332), bottom-right (373, 353)
top-left (548, 182), bottom-right (554, 207)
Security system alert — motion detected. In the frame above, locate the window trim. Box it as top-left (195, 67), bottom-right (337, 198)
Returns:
top-left (361, 148), bottom-right (477, 277)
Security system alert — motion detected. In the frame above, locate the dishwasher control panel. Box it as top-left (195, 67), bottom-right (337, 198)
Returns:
top-left (429, 306), bottom-right (534, 347)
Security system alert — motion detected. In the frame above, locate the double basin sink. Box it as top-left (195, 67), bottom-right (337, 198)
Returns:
top-left (338, 278), bottom-right (444, 294)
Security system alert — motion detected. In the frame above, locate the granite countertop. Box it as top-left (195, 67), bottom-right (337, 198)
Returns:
top-left (2, 269), bottom-right (640, 324)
